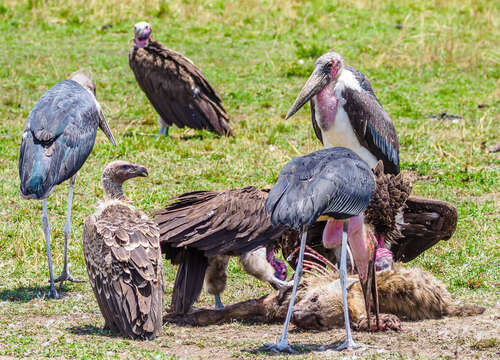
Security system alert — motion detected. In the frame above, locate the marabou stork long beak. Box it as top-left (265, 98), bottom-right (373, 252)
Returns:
top-left (98, 114), bottom-right (117, 146)
top-left (285, 65), bottom-right (329, 120)
top-left (323, 215), bottom-right (379, 330)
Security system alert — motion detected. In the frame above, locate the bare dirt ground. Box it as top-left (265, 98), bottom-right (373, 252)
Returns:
top-left (160, 302), bottom-right (500, 359)
top-left (2, 295), bottom-right (496, 359)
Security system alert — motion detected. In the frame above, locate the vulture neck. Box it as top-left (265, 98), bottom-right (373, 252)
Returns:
top-left (102, 177), bottom-right (126, 201)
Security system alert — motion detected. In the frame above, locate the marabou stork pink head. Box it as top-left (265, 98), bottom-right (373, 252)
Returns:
top-left (285, 51), bottom-right (344, 120)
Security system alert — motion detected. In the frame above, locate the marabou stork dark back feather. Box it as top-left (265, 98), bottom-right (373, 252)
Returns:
top-left (266, 147), bottom-right (375, 228)
top-left (19, 80), bottom-right (104, 199)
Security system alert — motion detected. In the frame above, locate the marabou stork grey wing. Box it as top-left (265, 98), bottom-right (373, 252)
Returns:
top-left (129, 41), bottom-right (233, 135)
top-left (82, 205), bottom-right (163, 339)
top-left (266, 147), bottom-right (375, 229)
top-left (340, 70), bottom-right (400, 174)
top-left (154, 187), bottom-right (285, 258)
top-left (19, 80), bottom-right (101, 199)
top-left (310, 98), bottom-right (323, 144)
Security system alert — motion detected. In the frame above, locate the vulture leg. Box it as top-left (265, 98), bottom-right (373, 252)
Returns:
top-left (157, 117), bottom-right (169, 138)
top-left (42, 200), bottom-right (61, 299)
top-left (337, 222), bottom-right (360, 350)
top-left (263, 227), bottom-right (307, 353)
top-left (214, 295), bottom-right (224, 310)
top-left (55, 175), bottom-right (84, 290)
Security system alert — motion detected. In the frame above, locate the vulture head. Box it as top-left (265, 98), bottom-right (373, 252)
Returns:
top-left (70, 70), bottom-right (96, 96)
top-left (266, 246), bottom-right (287, 281)
top-left (285, 51), bottom-right (344, 120)
top-left (134, 21), bottom-right (153, 48)
top-left (102, 161), bottom-right (149, 199)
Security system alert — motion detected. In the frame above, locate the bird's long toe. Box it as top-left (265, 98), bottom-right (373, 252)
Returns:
top-left (54, 271), bottom-right (85, 284)
top-left (262, 341), bottom-right (296, 353)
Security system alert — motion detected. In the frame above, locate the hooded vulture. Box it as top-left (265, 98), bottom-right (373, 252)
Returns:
top-left (129, 21), bottom-right (233, 137)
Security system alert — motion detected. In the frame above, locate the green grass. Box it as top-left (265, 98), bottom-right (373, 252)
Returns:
top-left (0, 0), bottom-right (498, 358)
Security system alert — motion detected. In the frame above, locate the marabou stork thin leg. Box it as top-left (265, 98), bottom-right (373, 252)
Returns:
top-left (263, 226), bottom-right (307, 353)
top-left (337, 221), bottom-right (360, 350)
top-left (55, 175), bottom-right (84, 290)
top-left (214, 295), bottom-right (224, 310)
top-left (42, 200), bottom-right (61, 299)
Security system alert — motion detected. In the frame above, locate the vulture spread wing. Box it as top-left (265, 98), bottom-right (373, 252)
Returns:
top-left (154, 187), bottom-right (286, 258)
top-left (129, 40), bottom-right (233, 135)
top-left (153, 187), bottom-right (286, 314)
top-left (19, 80), bottom-right (101, 199)
top-left (393, 196), bottom-right (458, 262)
top-left (83, 202), bottom-right (163, 339)
top-left (340, 68), bottom-right (400, 174)
top-left (281, 197), bottom-right (457, 268)
top-left (266, 147), bottom-right (375, 229)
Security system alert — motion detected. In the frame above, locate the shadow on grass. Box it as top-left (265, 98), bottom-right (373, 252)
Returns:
top-left (67, 324), bottom-right (118, 338)
top-left (242, 341), bottom-right (345, 356)
top-left (0, 285), bottom-right (47, 302)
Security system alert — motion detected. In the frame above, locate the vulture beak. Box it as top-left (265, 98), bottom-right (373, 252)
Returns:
top-left (347, 215), bottom-right (379, 331)
top-left (285, 65), bottom-right (330, 120)
top-left (98, 113), bottom-right (117, 146)
top-left (136, 27), bottom-right (151, 41)
top-left (135, 165), bottom-right (149, 177)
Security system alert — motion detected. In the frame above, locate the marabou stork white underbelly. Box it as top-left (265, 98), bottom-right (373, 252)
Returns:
top-left (316, 103), bottom-right (378, 169)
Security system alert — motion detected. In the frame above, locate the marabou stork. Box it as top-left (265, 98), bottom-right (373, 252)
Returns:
top-left (153, 187), bottom-right (291, 314)
top-left (285, 50), bottom-right (401, 270)
top-left (265, 147), bottom-right (379, 352)
top-left (19, 71), bottom-right (116, 299)
top-left (129, 22), bottom-right (233, 137)
top-left (83, 161), bottom-right (163, 339)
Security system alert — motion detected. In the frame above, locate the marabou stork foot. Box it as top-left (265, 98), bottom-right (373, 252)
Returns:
top-left (336, 337), bottom-right (361, 351)
top-left (54, 270), bottom-right (85, 291)
top-left (356, 314), bottom-right (402, 332)
top-left (46, 285), bottom-right (64, 300)
top-left (262, 340), bottom-right (296, 353)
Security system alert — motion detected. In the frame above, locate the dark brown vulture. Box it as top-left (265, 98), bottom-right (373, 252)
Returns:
top-left (83, 161), bottom-right (163, 340)
top-left (153, 187), bottom-right (290, 314)
top-left (129, 21), bottom-right (233, 137)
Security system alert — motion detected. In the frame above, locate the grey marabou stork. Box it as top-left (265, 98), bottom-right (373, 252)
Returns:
top-left (129, 22), bottom-right (233, 137)
top-left (285, 50), bottom-right (401, 270)
top-left (264, 147), bottom-right (378, 352)
top-left (19, 71), bottom-right (116, 299)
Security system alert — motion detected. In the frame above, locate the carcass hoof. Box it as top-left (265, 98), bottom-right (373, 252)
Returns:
top-left (356, 314), bottom-right (402, 332)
